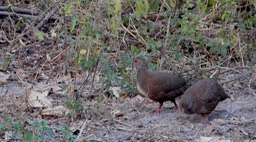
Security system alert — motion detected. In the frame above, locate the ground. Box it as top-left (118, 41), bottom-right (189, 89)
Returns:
top-left (0, 73), bottom-right (256, 142)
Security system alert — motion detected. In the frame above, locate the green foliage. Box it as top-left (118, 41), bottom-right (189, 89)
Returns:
top-left (34, 30), bottom-right (45, 41)
top-left (79, 54), bottom-right (99, 71)
top-left (135, 0), bottom-right (149, 19)
top-left (58, 124), bottom-right (77, 142)
top-left (70, 16), bottom-right (77, 32)
top-left (102, 60), bottom-right (119, 91)
top-left (0, 55), bottom-right (10, 71)
top-left (107, 0), bottom-right (122, 31)
top-left (65, 97), bottom-right (84, 119)
top-left (148, 0), bottom-right (160, 12)
top-left (0, 117), bottom-right (77, 142)
top-left (130, 45), bottom-right (138, 53)
top-left (65, 2), bottom-right (73, 15)
top-left (168, 0), bottom-right (176, 8)
top-left (116, 53), bottom-right (134, 94)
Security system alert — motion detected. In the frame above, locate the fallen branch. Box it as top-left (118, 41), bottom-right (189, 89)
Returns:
top-left (0, 11), bottom-right (37, 19)
top-left (34, 0), bottom-right (67, 30)
top-left (0, 6), bottom-right (39, 15)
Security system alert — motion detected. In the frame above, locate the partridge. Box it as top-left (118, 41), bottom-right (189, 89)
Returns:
top-left (133, 57), bottom-right (188, 113)
top-left (179, 78), bottom-right (229, 120)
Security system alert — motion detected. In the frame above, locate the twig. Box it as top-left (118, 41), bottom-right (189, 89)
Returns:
top-left (8, 12), bottom-right (16, 44)
top-left (219, 67), bottom-right (252, 85)
top-left (121, 24), bottom-right (137, 40)
top-left (129, 18), bottom-right (147, 45)
top-left (34, 0), bottom-right (66, 29)
top-left (15, 0), bottom-right (63, 42)
top-left (113, 119), bottom-right (131, 127)
top-left (0, 11), bottom-right (38, 19)
top-left (154, 1), bottom-right (165, 24)
top-left (89, 57), bottom-right (100, 96)
top-left (210, 69), bottom-right (219, 78)
top-left (247, 79), bottom-right (256, 96)
top-left (77, 72), bottom-right (92, 92)
top-left (35, 48), bottom-right (65, 80)
top-left (0, 6), bottom-right (39, 15)
top-left (75, 120), bottom-right (87, 141)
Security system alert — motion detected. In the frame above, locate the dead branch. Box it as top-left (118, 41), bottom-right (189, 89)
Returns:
top-left (0, 11), bottom-right (37, 19)
top-left (0, 6), bottom-right (39, 15)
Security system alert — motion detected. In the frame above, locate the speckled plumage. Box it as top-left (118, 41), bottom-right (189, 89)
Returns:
top-left (133, 57), bottom-right (188, 113)
top-left (179, 78), bottom-right (229, 119)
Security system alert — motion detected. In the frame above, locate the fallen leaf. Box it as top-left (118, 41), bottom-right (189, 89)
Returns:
top-left (33, 83), bottom-right (64, 95)
top-left (204, 124), bottom-right (215, 133)
top-left (41, 106), bottom-right (70, 117)
top-left (46, 54), bottom-right (51, 61)
top-left (110, 87), bottom-right (121, 98)
top-left (50, 84), bottom-right (63, 94)
top-left (130, 95), bottom-right (145, 104)
top-left (0, 72), bottom-right (10, 83)
top-left (19, 38), bottom-right (26, 47)
top-left (27, 90), bottom-right (52, 108)
top-left (80, 134), bottom-right (101, 142)
top-left (50, 29), bottom-right (56, 38)
top-left (112, 110), bottom-right (123, 117)
top-left (198, 136), bottom-right (230, 142)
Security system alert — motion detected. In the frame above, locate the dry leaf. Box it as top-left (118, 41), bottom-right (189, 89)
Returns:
top-left (112, 110), bottom-right (123, 117)
top-left (33, 83), bottom-right (64, 94)
top-left (27, 90), bottom-right (52, 108)
top-left (50, 29), bottom-right (56, 38)
top-left (198, 136), bottom-right (230, 142)
top-left (39, 72), bottom-right (49, 80)
top-left (41, 106), bottom-right (70, 117)
top-left (0, 72), bottom-right (10, 83)
top-left (50, 84), bottom-right (63, 94)
top-left (19, 38), bottom-right (26, 47)
top-left (204, 124), bottom-right (215, 133)
top-left (46, 54), bottom-right (51, 61)
top-left (130, 95), bottom-right (145, 104)
top-left (110, 87), bottom-right (121, 98)
top-left (16, 69), bottom-right (27, 79)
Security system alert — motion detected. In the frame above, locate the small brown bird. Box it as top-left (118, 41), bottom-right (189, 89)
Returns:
top-left (133, 57), bottom-right (188, 113)
top-left (179, 78), bottom-right (229, 120)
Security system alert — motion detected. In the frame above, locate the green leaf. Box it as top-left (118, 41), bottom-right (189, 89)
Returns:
top-left (110, 17), bottom-right (117, 31)
top-left (7, 5), bottom-right (12, 12)
top-left (130, 45), bottom-right (137, 53)
top-left (70, 16), bottom-right (77, 32)
top-left (168, 0), bottom-right (176, 8)
top-left (35, 30), bottom-right (45, 41)
top-left (114, 0), bottom-right (121, 14)
top-left (208, 0), bottom-right (216, 5)
top-left (65, 2), bottom-right (72, 15)
top-left (0, 122), bottom-right (4, 130)
top-left (23, 129), bottom-right (34, 142)
top-left (135, 0), bottom-right (149, 19)
top-left (44, 127), bottom-right (53, 138)
top-left (175, 51), bottom-right (180, 60)
top-left (149, 0), bottom-right (159, 12)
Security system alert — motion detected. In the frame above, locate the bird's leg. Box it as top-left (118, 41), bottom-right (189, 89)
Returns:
top-left (202, 114), bottom-right (209, 122)
top-left (156, 103), bottom-right (163, 113)
top-left (173, 100), bottom-right (178, 110)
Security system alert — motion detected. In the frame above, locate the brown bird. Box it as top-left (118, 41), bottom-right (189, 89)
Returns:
top-left (133, 57), bottom-right (188, 113)
top-left (179, 78), bottom-right (229, 120)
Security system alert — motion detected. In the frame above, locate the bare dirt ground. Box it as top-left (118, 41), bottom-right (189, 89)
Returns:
top-left (1, 72), bottom-right (256, 142)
